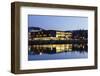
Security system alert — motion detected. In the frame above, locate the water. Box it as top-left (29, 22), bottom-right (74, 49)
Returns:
top-left (28, 44), bottom-right (88, 61)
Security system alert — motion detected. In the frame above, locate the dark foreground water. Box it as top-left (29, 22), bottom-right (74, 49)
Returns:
top-left (28, 44), bottom-right (88, 61)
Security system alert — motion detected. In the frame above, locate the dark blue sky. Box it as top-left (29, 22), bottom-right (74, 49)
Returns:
top-left (28, 15), bottom-right (88, 31)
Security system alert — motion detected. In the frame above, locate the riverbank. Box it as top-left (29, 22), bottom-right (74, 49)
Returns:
top-left (29, 40), bottom-right (87, 45)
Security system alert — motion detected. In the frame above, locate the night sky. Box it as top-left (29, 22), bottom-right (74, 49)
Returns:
top-left (28, 15), bottom-right (88, 31)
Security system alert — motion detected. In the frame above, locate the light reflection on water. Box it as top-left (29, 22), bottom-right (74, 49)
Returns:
top-left (28, 44), bottom-right (88, 60)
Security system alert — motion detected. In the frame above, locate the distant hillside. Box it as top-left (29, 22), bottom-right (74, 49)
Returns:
top-left (28, 27), bottom-right (45, 32)
top-left (28, 27), bottom-right (88, 32)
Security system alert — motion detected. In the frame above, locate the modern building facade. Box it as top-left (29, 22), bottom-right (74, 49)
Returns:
top-left (28, 27), bottom-right (72, 41)
top-left (29, 27), bottom-right (87, 41)
top-left (29, 31), bottom-right (72, 40)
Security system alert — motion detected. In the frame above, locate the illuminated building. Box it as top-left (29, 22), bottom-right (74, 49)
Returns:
top-left (28, 27), bottom-right (87, 41)
top-left (56, 31), bottom-right (72, 40)
top-left (28, 27), bottom-right (72, 41)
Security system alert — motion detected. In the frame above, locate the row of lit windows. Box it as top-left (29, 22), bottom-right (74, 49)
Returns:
top-left (32, 32), bottom-right (51, 35)
top-left (31, 44), bottom-right (72, 48)
top-left (56, 32), bottom-right (72, 34)
top-left (32, 34), bottom-right (49, 37)
top-left (31, 37), bottom-right (72, 41)
top-left (56, 33), bottom-right (72, 35)
top-left (29, 31), bottom-right (72, 34)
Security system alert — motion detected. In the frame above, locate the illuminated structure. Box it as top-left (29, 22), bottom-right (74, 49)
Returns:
top-left (28, 27), bottom-right (88, 54)
top-left (28, 27), bottom-right (87, 41)
top-left (56, 31), bottom-right (72, 40)
top-left (28, 28), bottom-right (72, 41)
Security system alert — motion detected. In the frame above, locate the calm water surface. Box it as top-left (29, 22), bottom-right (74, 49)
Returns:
top-left (28, 44), bottom-right (88, 60)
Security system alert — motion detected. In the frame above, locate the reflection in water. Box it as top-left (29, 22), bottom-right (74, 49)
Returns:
top-left (28, 44), bottom-right (88, 60)
top-left (28, 44), bottom-right (87, 55)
